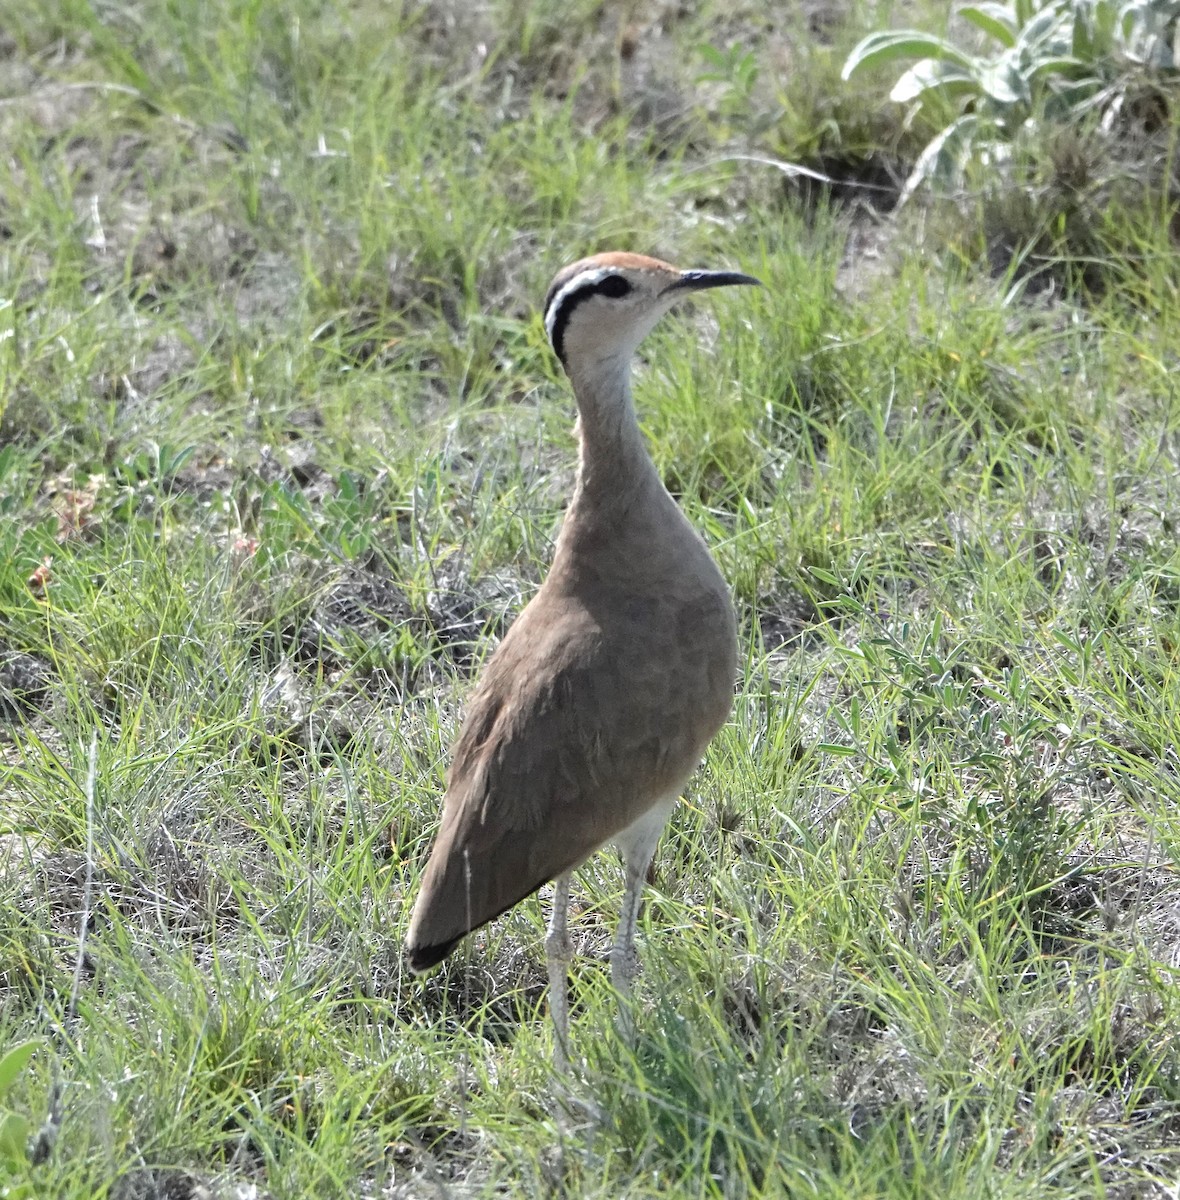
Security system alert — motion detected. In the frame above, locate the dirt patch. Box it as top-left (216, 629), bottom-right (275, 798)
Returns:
top-left (111, 1167), bottom-right (265, 1200)
top-left (0, 648), bottom-right (53, 721)
top-left (425, 566), bottom-right (524, 672)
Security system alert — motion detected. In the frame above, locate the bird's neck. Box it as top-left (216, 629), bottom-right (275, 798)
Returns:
top-left (567, 353), bottom-right (659, 510)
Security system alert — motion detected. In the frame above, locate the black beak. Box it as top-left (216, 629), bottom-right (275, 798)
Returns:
top-left (662, 268), bottom-right (763, 296)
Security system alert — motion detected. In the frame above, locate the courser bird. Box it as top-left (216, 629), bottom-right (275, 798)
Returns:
top-left (405, 251), bottom-right (760, 1064)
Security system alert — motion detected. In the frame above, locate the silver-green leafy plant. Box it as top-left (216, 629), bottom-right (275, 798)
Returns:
top-left (843, 0), bottom-right (1180, 202)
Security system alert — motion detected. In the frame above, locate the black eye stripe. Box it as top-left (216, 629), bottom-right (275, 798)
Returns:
top-left (546, 273), bottom-right (634, 364)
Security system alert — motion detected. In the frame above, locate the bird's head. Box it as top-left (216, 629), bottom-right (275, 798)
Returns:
top-left (543, 251), bottom-right (761, 376)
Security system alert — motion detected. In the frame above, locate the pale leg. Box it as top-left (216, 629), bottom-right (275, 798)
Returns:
top-left (610, 848), bottom-right (650, 1046)
top-left (545, 872), bottom-right (573, 1071)
top-left (611, 796), bottom-right (676, 1043)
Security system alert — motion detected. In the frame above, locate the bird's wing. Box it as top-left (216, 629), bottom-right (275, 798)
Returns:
top-left (405, 592), bottom-right (699, 970)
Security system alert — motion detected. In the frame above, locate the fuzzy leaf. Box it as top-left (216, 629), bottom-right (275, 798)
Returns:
top-left (959, 3), bottom-right (1019, 47)
top-left (900, 113), bottom-right (984, 203)
top-left (1027, 54), bottom-right (1090, 79)
top-left (842, 30), bottom-right (972, 80)
top-left (890, 58), bottom-right (979, 102)
top-left (1016, 5), bottom-right (1074, 55)
top-left (978, 53), bottom-right (1029, 103)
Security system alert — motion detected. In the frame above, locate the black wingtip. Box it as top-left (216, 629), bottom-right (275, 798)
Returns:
top-left (405, 936), bottom-right (462, 975)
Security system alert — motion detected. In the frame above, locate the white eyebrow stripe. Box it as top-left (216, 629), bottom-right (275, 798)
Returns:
top-left (544, 267), bottom-right (612, 343)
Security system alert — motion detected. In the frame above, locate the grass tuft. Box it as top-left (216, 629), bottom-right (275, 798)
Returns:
top-left (2, 0), bottom-right (1180, 1195)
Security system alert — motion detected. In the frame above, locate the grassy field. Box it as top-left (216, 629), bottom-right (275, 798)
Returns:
top-left (2, 0), bottom-right (1180, 1196)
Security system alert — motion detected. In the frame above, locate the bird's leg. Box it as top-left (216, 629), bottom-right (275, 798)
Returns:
top-left (545, 872), bottom-right (573, 1071)
top-left (611, 844), bottom-right (654, 1044)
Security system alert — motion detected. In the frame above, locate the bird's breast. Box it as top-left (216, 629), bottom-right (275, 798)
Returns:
top-left (552, 482), bottom-right (737, 737)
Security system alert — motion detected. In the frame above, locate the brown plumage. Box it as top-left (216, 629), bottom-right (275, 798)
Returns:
top-left (405, 251), bottom-right (760, 1059)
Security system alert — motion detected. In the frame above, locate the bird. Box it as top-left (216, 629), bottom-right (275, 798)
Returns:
top-left (405, 251), bottom-right (760, 1065)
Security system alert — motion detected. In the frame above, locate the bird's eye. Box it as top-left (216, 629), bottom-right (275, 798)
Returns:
top-left (597, 274), bottom-right (632, 298)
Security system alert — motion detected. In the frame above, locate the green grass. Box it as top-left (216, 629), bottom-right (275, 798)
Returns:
top-left (3, 0), bottom-right (1180, 1196)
